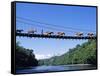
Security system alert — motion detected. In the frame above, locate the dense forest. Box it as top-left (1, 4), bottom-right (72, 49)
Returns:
top-left (39, 40), bottom-right (97, 66)
top-left (16, 40), bottom-right (97, 69)
top-left (16, 42), bottom-right (38, 69)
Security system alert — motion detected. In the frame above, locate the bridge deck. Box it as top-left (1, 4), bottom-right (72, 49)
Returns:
top-left (16, 33), bottom-right (96, 39)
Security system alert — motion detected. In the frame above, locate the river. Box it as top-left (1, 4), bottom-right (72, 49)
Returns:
top-left (16, 64), bottom-right (96, 74)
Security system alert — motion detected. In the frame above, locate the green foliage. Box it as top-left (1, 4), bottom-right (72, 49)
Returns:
top-left (16, 42), bottom-right (38, 68)
top-left (39, 40), bottom-right (97, 66)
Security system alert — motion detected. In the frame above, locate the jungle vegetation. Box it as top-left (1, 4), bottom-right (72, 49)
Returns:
top-left (39, 40), bottom-right (97, 66)
top-left (16, 42), bottom-right (38, 69)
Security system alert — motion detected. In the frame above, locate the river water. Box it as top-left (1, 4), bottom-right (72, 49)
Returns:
top-left (16, 64), bottom-right (96, 74)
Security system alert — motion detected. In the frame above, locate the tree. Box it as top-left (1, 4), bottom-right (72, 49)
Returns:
top-left (16, 41), bottom-right (38, 68)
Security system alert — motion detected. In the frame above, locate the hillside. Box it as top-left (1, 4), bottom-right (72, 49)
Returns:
top-left (16, 42), bottom-right (38, 69)
top-left (39, 40), bottom-right (97, 66)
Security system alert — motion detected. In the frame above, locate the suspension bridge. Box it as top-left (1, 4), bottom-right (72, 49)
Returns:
top-left (16, 32), bottom-right (96, 40)
top-left (16, 17), bottom-right (97, 40)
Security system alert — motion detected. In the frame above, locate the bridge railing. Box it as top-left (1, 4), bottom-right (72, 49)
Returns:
top-left (16, 32), bottom-right (97, 40)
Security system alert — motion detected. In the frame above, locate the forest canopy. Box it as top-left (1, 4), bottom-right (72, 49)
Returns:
top-left (39, 40), bottom-right (97, 66)
top-left (15, 39), bottom-right (97, 68)
top-left (16, 41), bottom-right (38, 69)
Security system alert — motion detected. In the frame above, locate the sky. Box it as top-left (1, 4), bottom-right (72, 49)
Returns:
top-left (16, 3), bottom-right (96, 60)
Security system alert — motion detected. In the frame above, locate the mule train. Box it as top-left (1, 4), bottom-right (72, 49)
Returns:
top-left (27, 29), bottom-right (37, 34)
top-left (16, 29), bottom-right (23, 33)
top-left (43, 32), bottom-right (65, 36)
top-left (75, 32), bottom-right (94, 37)
top-left (75, 32), bottom-right (83, 37)
top-left (16, 29), bottom-right (94, 37)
